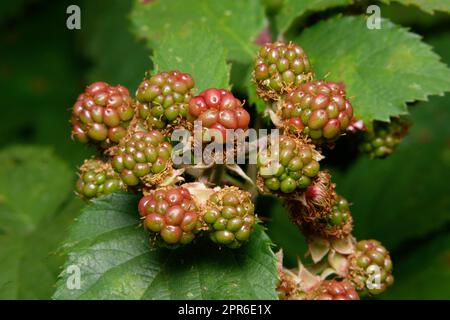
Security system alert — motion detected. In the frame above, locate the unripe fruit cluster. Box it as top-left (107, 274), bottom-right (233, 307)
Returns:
top-left (254, 42), bottom-right (312, 99)
top-left (110, 130), bottom-right (173, 187)
top-left (281, 80), bottom-right (353, 143)
top-left (139, 187), bottom-right (201, 246)
top-left (75, 159), bottom-right (124, 199)
top-left (361, 118), bottom-right (409, 159)
top-left (257, 135), bottom-right (320, 194)
top-left (309, 280), bottom-right (359, 300)
top-left (349, 239), bottom-right (394, 295)
top-left (136, 71), bottom-right (194, 130)
top-left (188, 88), bottom-right (251, 142)
top-left (203, 187), bottom-right (256, 248)
top-left (71, 82), bottom-right (134, 148)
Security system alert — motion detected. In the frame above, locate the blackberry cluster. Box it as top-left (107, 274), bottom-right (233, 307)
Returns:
top-left (75, 159), bottom-right (124, 199)
top-left (309, 280), bottom-right (359, 300)
top-left (348, 240), bottom-right (394, 295)
top-left (188, 88), bottom-right (250, 142)
top-left (136, 71), bottom-right (194, 130)
top-left (203, 187), bottom-right (256, 248)
top-left (138, 187), bottom-right (201, 246)
top-left (253, 42), bottom-right (312, 99)
top-left (257, 135), bottom-right (320, 194)
top-left (110, 130), bottom-right (173, 187)
top-left (71, 81), bottom-right (134, 148)
top-left (281, 80), bottom-right (354, 143)
top-left (360, 118), bottom-right (409, 159)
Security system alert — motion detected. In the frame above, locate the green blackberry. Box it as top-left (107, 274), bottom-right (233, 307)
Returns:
top-left (110, 130), bottom-right (173, 188)
top-left (253, 42), bottom-right (313, 100)
top-left (257, 135), bottom-right (320, 194)
top-left (136, 71), bottom-right (194, 130)
top-left (75, 159), bottom-right (124, 199)
top-left (360, 118), bottom-right (409, 159)
top-left (203, 187), bottom-right (256, 248)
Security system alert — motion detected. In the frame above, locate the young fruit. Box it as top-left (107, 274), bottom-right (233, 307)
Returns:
top-left (109, 130), bottom-right (173, 188)
top-left (71, 81), bottom-right (134, 148)
top-left (280, 80), bottom-right (353, 144)
top-left (188, 88), bottom-right (250, 143)
top-left (203, 186), bottom-right (257, 248)
top-left (348, 239), bottom-right (394, 295)
top-left (360, 118), bottom-right (409, 159)
top-left (257, 135), bottom-right (320, 194)
top-left (136, 71), bottom-right (194, 130)
top-left (138, 186), bottom-right (201, 246)
top-left (308, 280), bottom-right (359, 300)
top-left (253, 42), bottom-right (313, 100)
top-left (297, 193), bottom-right (353, 240)
top-left (75, 159), bottom-right (124, 199)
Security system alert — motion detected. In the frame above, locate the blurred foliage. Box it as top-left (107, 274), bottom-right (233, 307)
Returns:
top-left (0, 0), bottom-right (449, 299)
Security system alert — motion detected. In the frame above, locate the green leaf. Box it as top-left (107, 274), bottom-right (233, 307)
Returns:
top-left (259, 197), bottom-right (308, 268)
top-left (276, 0), bottom-right (353, 34)
top-left (332, 93), bottom-right (450, 252)
top-left (296, 16), bottom-right (450, 124)
top-left (53, 192), bottom-right (279, 300)
top-left (381, 0), bottom-right (450, 14)
top-left (130, 0), bottom-right (265, 63)
top-left (80, 0), bottom-right (152, 91)
top-left (152, 28), bottom-right (231, 91)
top-left (382, 232), bottom-right (450, 299)
top-left (0, 146), bottom-right (82, 299)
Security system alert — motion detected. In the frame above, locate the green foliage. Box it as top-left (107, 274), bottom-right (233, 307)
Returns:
top-left (0, 146), bottom-right (82, 299)
top-left (296, 16), bottom-right (450, 124)
top-left (80, 0), bottom-right (151, 91)
top-left (152, 28), bottom-right (231, 91)
top-left (130, 0), bottom-right (265, 63)
top-left (276, 0), bottom-right (353, 33)
top-left (53, 193), bottom-right (279, 300)
top-left (381, 0), bottom-right (450, 14)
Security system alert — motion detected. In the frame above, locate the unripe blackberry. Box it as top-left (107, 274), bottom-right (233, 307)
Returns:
top-left (75, 159), bottom-right (124, 199)
top-left (109, 130), bottom-right (173, 188)
top-left (348, 240), bottom-right (394, 295)
top-left (257, 135), bottom-right (320, 194)
top-left (309, 280), bottom-right (359, 300)
top-left (136, 71), bottom-right (194, 130)
top-left (280, 80), bottom-right (353, 143)
top-left (253, 42), bottom-right (313, 100)
top-left (71, 82), bottom-right (135, 148)
top-left (297, 194), bottom-right (353, 240)
top-left (203, 187), bottom-right (256, 248)
top-left (138, 186), bottom-right (202, 246)
top-left (360, 118), bottom-right (409, 159)
top-left (188, 88), bottom-right (250, 143)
